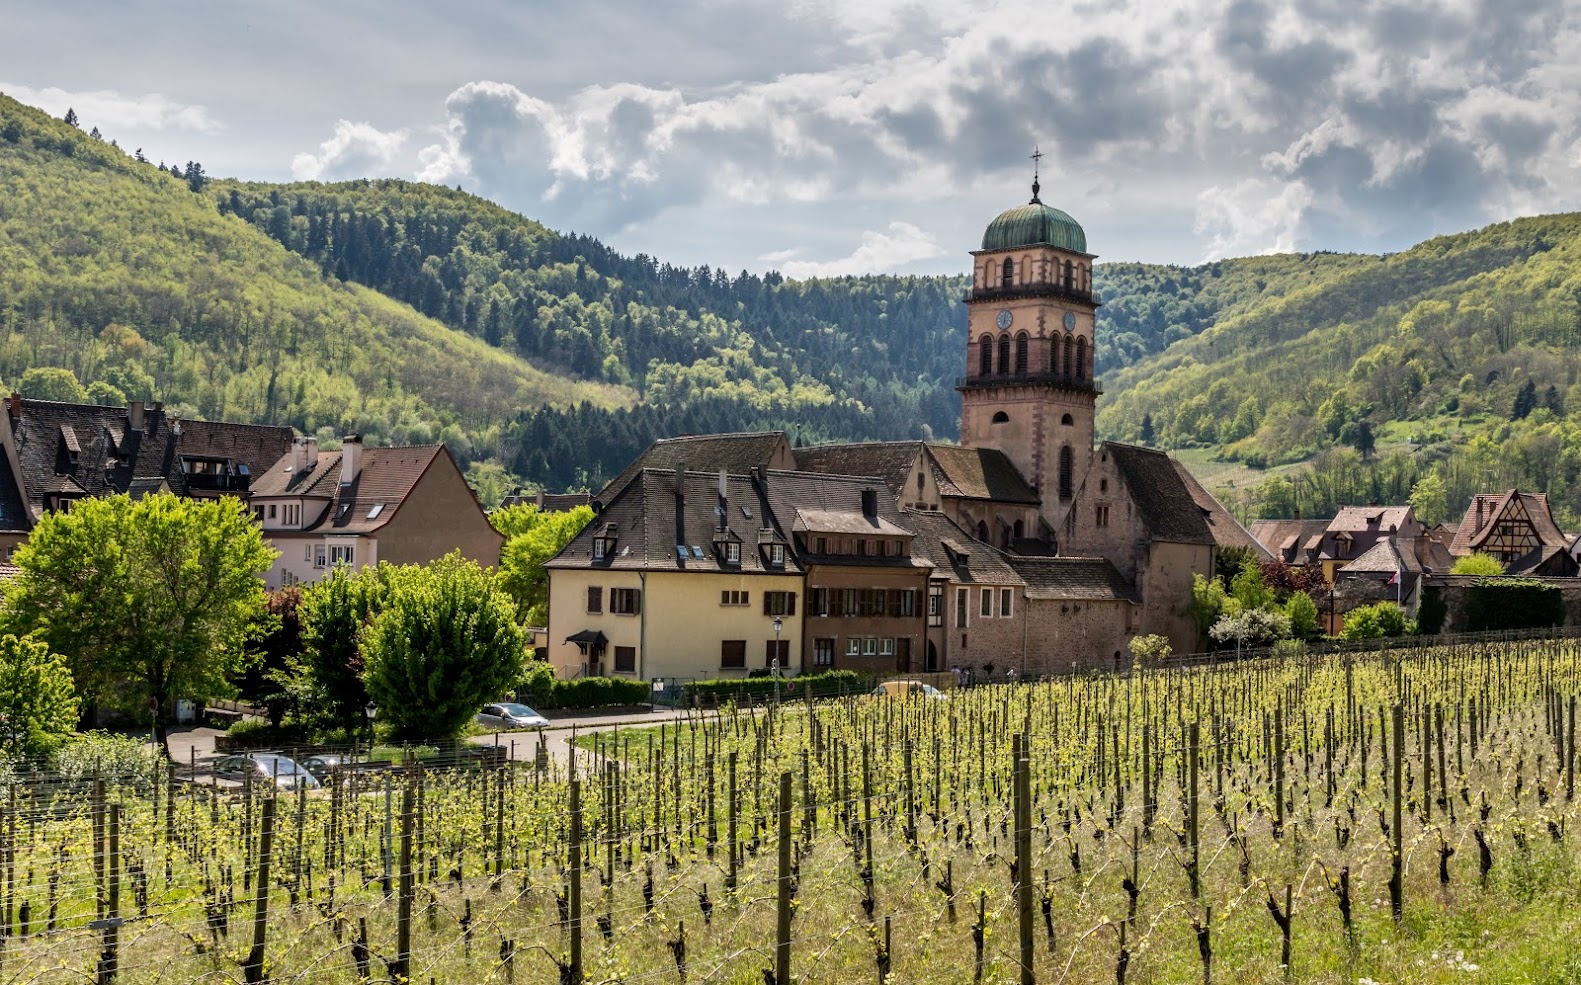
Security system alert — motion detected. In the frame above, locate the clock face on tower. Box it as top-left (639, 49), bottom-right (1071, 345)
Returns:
top-left (995, 309), bottom-right (1013, 330)
top-left (1063, 311), bottom-right (1076, 331)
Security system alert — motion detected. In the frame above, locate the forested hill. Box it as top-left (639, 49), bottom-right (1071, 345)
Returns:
top-left (1096, 213), bottom-right (1581, 527)
top-left (8, 89), bottom-right (1581, 520)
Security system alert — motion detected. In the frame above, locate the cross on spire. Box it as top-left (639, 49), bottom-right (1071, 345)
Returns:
top-left (1030, 145), bottom-right (1043, 203)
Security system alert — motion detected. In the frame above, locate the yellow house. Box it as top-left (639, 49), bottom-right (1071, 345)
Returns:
top-left (546, 467), bottom-right (803, 681)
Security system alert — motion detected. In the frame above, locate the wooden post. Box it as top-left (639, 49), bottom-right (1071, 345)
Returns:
top-left (727, 752), bottom-right (739, 892)
top-left (1188, 721), bottom-right (1201, 900)
top-left (1390, 703), bottom-right (1404, 923)
top-left (569, 778), bottom-right (583, 983)
top-left (1015, 736), bottom-right (1034, 985)
top-left (776, 771), bottom-right (793, 985)
top-left (391, 779), bottom-right (414, 982)
top-left (96, 804), bottom-right (121, 985)
top-left (242, 796), bottom-right (275, 984)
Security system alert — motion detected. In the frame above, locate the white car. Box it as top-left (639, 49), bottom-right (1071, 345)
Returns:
top-left (477, 702), bottom-right (551, 730)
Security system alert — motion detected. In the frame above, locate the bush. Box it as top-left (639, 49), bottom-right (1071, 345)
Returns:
top-left (684, 670), bottom-right (870, 706)
top-left (223, 718), bottom-right (309, 747)
top-left (1342, 602), bottom-right (1413, 640)
top-left (546, 677), bottom-right (650, 709)
top-left (1465, 578), bottom-right (1565, 632)
top-left (1451, 552), bottom-right (1505, 575)
top-left (52, 731), bottom-right (159, 788)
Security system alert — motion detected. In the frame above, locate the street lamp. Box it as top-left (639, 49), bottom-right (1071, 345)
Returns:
top-left (364, 701), bottom-right (378, 748)
top-left (772, 616), bottom-right (784, 706)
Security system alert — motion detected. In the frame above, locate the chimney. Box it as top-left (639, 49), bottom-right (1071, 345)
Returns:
top-left (127, 400), bottom-right (145, 431)
top-left (1293, 506), bottom-right (1301, 520)
top-left (7, 392), bottom-right (19, 419)
top-left (674, 463), bottom-right (686, 496)
top-left (340, 434), bottom-right (363, 485)
top-left (289, 435), bottom-right (318, 473)
top-left (861, 488), bottom-right (878, 519)
top-left (536, 489), bottom-right (546, 509)
top-left (718, 468), bottom-right (729, 530)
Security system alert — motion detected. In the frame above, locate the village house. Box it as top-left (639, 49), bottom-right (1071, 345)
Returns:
top-left (0, 394), bottom-right (293, 557)
top-left (1450, 489), bottom-right (1577, 576)
top-left (250, 434), bottom-right (502, 588)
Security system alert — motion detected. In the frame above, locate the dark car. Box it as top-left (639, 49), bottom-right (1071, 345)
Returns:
top-left (300, 753), bottom-right (357, 780)
top-left (477, 702), bottom-right (550, 730)
top-left (212, 753), bottom-right (321, 790)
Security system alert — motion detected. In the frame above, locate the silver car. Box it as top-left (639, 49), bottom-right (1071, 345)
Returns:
top-left (212, 753), bottom-right (321, 790)
top-left (477, 702), bottom-right (550, 730)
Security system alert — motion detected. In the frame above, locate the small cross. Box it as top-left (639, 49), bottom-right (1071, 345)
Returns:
top-left (1030, 146), bottom-right (1043, 179)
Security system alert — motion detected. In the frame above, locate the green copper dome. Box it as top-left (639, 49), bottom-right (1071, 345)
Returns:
top-left (982, 193), bottom-right (1086, 253)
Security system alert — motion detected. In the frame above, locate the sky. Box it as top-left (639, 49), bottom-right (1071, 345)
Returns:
top-left (3, 0), bottom-right (1579, 278)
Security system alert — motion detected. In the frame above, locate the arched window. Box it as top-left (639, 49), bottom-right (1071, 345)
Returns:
top-left (1063, 336), bottom-right (1074, 379)
top-left (992, 411), bottom-right (1010, 424)
top-left (997, 335), bottom-right (1011, 375)
top-left (1076, 337), bottom-right (1087, 380)
top-left (977, 519), bottom-right (990, 542)
top-left (1061, 413), bottom-right (1073, 426)
top-left (1058, 446), bottom-right (1073, 500)
top-left (979, 335), bottom-right (993, 376)
top-left (1013, 519), bottom-right (1024, 539)
top-left (1014, 332), bottom-right (1029, 374)
top-left (1002, 257), bottom-right (1014, 287)
top-left (1063, 260), bottom-right (1074, 291)
top-left (1050, 333), bottom-right (1059, 376)
top-left (1001, 525), bottom-right (1011, 550)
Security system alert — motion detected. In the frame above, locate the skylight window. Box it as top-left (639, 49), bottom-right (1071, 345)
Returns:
top-left (690, 546), bottom-right (704, 559)
top-left (741, 506), bottom-right (753, 518)
top-left (367, 503), bottom-right (385, 520)
top-left (676, 545), bottom-right (689, 561)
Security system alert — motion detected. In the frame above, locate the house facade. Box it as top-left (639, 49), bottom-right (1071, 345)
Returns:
top-left (250, 435), bottom-right (502, 588)
top-left (1450, 490), bottom-right (1577, 576)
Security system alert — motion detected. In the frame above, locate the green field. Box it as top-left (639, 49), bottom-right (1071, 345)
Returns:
top-left (7, 638), bottom-right (1581, 982)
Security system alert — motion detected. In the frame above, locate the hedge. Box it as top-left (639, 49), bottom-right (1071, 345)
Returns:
top-left (683, 670), bottom-right (871, 706)
top-left (546, 676), bottom-right (651, 709)
top-left (1465, 577), bottom-right (1565, 632)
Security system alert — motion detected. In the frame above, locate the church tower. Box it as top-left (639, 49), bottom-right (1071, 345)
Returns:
top-left (958, 159), bottom-right (1099, 538)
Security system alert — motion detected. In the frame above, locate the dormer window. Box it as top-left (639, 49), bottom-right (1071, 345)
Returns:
top-left (768, 543), bottom-right (785, 566)
top-left (593, 538), bottom-right (611, 560)
top-left (725, 542), bottom-right (741, 565)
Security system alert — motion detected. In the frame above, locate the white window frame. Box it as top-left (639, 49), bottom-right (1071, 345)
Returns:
top-left (845, 637), bottom-right (861, 657)
top-left (879, 638), bottom-right (895, 657)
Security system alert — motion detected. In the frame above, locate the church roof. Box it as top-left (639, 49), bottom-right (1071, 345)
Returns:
top-left (597, 431), bottom-right (791, 503)
top-left (926, 444), bottom-right (1041, 504)
top-left (1104, 443), bottom-right (1267, 554)
top-left (982, 198), bottom-right (1087, 253)
top-left (902, 509), bottom-right (1024, 586)
top-left (794, 441), bottom-right (921, 495)
top-left (1011, 556), bottom-right (1139, 602)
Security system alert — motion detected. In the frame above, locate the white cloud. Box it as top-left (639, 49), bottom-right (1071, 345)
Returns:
top-left (291, 120), bottom-right (409, 181)
top-left (1194, 179), bottom-right (1313, 260)
top-left (1, 83), bottom-right (220, 133)
top-left (776, 222), bottom-right (944, 278)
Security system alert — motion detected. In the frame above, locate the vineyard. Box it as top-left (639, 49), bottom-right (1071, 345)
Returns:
top-left (9, 639), bottom-right (1581, 983)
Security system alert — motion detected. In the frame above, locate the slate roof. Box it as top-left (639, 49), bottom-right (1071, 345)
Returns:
top-left (498, 490), bottom-right (593, 512)
top-left (548, 468), bottom-right (797, 574)
top-left (0, 398), bottom-right (292, 531)
top-left (793, 509), bottom-right (912, 537)
top-left (758, 469), bottom-right (933, 571)
top-left (1249, 519), bottom-right (1331, 559)
top-left (903, 509), bottom-right (1024, 586)
top-left (1329, 505), bottom-right (1416, 534)
top-left (251, 450), bottom-right (341, 499)
top-left (598, 431), bottom-right (792, 502)
top-left (925, 444), bottom-right (1041, 504)
top-left (1011, 556), bottom-right (1140, 602)
top-left (1104, 443), bottom-right (1267, 554)
top-left (794, 442), bottom-right (922, 496)
top-left (1343, 538), bottom-right (1409, 575)
top-left (1450, 490), bottom-right (1568, 555)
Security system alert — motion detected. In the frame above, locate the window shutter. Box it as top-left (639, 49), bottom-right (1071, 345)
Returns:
top-left (763, 593), bottom-right (772, 615)
top-left (587, 586), bottom-right (602, 612)
top-left (787, 593), bottom-right (796, 616)
top-left (631, 590), bottom-right (641, 615)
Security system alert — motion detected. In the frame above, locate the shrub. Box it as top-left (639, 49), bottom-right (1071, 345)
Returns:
top-left (1210, 608), bottom-right (1292, 648)
top-left (1451, 553), bottom-right (1505, 576)
top-left (684, 670), bottom-right (869, 706)
top-left (546, 677), bottom-right (651, 709)
top-left (52, 731), bottom-right (159, 788)
top-left (1464, 578), bottom-right (1565, 632)
top-left (1342, 602), bottom-right (1413, 640)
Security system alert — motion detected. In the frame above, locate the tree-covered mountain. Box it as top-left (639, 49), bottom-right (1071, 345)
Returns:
top-left (8, 88), bottom-right (1581, 526)
top-left (1094, 214), bottom-right (1581, 527)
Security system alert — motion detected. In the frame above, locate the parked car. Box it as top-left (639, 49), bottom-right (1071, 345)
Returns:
top-left (300, 753), bottom-right (357, 780)
top-left (477, 702), bottom-right (551, 730)
top-left (870, 680), bottom-right (948, 701)
top-left (212, 753), bottom-right (321, 790)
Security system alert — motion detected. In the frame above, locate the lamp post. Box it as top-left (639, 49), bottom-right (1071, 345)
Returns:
top-left (772, 616), bottom-right (784, 706)
top-left (364, 701), bottom-right (378, 750)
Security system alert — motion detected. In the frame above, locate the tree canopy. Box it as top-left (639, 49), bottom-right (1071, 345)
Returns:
top-left (2, 492), bottom-right (276, 746)
top-left (496, 504), bottom-right (594, 624)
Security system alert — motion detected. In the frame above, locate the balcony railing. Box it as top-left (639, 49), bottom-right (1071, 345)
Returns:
top-left (965, 283), bottom-right (1103, 305)
top-left (184, 472), bottom-right (252, 493)
top-left (956, 372), bottom-right (1102, 394)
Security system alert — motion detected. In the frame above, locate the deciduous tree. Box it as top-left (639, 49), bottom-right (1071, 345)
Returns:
top-left (361, 553), bottom-right (526, 740)
top-left (0, 633), bottom-right (78, 758)
top-left (498, 504), bottom-right (594, 624)
top-left (3, 493), bottom-right (276, 751)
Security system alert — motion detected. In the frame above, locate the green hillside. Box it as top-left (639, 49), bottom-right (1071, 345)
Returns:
top-left (0, 93), bottom-right (627, 456)
top-left (1095, 215), bottom-right (1581, 525)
